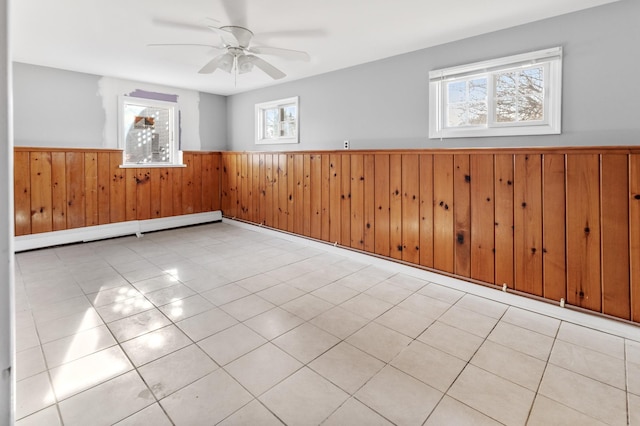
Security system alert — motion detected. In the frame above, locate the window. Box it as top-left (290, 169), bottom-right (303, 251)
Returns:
top-left (255, 97), bottom-right (299, 144)
top-left (429, 47), bottom-right (562, 139)
top-left (119, 96), bottom-right (182, 166)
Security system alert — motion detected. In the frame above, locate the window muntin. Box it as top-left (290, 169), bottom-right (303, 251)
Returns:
top-left (430, 47), bottom-right (562, 139)
top-left (255, 97), bottom-right (299, 145)
top-left (119, 97), bottom-right (182, 166)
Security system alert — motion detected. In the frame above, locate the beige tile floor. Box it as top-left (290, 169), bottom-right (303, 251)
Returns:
top-left (13, 222), bottom-right (640, 425)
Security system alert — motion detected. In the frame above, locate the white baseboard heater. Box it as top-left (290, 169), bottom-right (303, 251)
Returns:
top-left (14, 211), bottom-right (223, 252)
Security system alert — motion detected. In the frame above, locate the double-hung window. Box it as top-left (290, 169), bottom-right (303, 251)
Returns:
top-left (255, 96), bottom-right (299, 145)
top-left (119, 96), bottom-right (182, 167)
top-left (429, 47), bottom-right (562, 139)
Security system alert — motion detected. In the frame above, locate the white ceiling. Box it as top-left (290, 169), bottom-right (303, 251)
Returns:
top-left (12, 0), bottom-right (618, 96)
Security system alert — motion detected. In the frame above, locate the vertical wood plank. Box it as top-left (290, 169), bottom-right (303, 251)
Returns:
top-left (321, 154), bottom-right (331, 242)
top-left (341, 154), bottom-right (352, 246)
top-left (201, 154), bottom-right (214, 212)
top-left (454, 154), bottom-right (471, 277)
top-left (14, 151), bottom-right (31, 235)
top-left (182, 153), bottom-right (195, 215)
top-left (630, 154), bottom-right (640, 322)
top-left (374, 154), bottom-right (390, 257)
top-left (363, 154), bottom-right (376, 253)
top-left (470, 154), bottom-right (495, 283)
top-left (287, 154), bottom-right (295, 231)
top-left (433, 154), bottom-right (454, 273)
top-left (514, 154), bottom-right (543, 296)
top-left (97, 152), bottom-right (110, 225)
top-left (329, 154), bottom-right (341, 243)
top-left (212, 153), bottom-right (221, 211)
top-left (160, 168), bottom-right (173, 218)
top-left (66, 152), bottom-right (86, 229)
top-left (389, 154), bottom-right (403, 260)
top-left (302, 154), bottom-right (311, 237)
top-left (402, 154), bottom-right (420, 264)
top-left (600, 154), bottom-right (630, 319)
top-left (419, 154), bottom-right (434, 268)
top-left (351, 154), bottom-right (364, 250)
top-left (238, 153), bottom-right (247, 219)
top-left (172, 166), bottom-right (183, 218)
top-left (542, 154), bottom-right (566, 301)
top-left (150, 168), bottom-right (161, 218)
top-left (125, 168), bottom-right (137, 222)
top-left (292, 154), bottom-right (302, 235)
top-left (109, 153), bottom-right (126, 223)
top-left (135, 169), bottom-right (151, 220)
top-left (252, 154), bottom-right (260, 222)
top-left (192, 154), bottom-right (203, 214)
top-left (30, 152), bottom-right (53, 234)
top-left (278, 154), bottom-right (288, 230)
top-left (566, 154), bottom-right (601, 311)
top-left (220, 154), bottom-right (230, 214)
top-left (494, 154), bottom-right (514, 288)
top-left (51, 152), bottom-right (67, 231)
top-left (264, 154), bottom-right (274, 227)
top-left (84, 152), bottom-right (98, 227)
top-left (310, 154), bottom-right (322, 240)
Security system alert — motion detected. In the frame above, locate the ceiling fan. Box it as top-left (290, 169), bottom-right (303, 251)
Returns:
top-left (149, 22), bottom-right (310, 80)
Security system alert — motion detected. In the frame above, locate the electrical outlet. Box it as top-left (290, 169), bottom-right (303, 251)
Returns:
top-left (343, 140), bottom-right (350, 150)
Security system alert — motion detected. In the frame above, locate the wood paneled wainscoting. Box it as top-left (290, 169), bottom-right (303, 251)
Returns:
top-left (220, 148), bottom-right (640, 324)
top-left (14, 148), bottom-right (221, 236)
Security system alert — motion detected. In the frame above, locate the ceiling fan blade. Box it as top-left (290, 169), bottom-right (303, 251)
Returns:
top-left (198, 52), bottom-right (234, 74)
top-left (208, 26), bottom-right (240, 47)
top-left (256, 29), bottom-right (327, 39)
top-left (152, 18), bottom-right (213, 34)
top-left (147, 43), bottom-right (224, 49)
top-left (222, 0), bottom-right (248, 28)
top-left (249, 46), bottom-right (310, 62)
top-left (245, 55), bottom-right (286, 80)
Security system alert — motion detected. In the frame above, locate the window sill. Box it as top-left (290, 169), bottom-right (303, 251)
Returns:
top-left (119, 164), bottom-right (186, 169)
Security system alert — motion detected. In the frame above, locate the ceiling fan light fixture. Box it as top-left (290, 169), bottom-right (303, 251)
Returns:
top-left (218, 52), bottom-right (235, 73)
top-left (237, 55), bottom-right (254, 74)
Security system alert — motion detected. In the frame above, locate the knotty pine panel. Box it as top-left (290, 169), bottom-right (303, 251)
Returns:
top-left (493, 154), bottom-right (514, 288)
top-left (401, 154), bottom-right (420, 264)
top-left (566, 154), bottom-right (601, 312)
top-left (419, 154), bottom-right (434, 268)
top-left (470, 154), bottom-right (494, 284)
top-left (453, 154), bottom-right (471, 277)
top-left (30, 152), bottom-right (53, 234)
top-left (374, 154), bottom-right (390, 257)
top-left (51, 152), bottom-right (67, 231)
top-left (514, 154), bottom-right (543, 296)
top-left (542, 154), bottom-right (566, 302)
top-left (433, 154), bottom-right (454, 273)
top-left (600, 154), bottom-right (630, 319)
top-left (389, 154), bottom-right (403, 260)
top-left (350, 154), bottom-right (364, 250)
top-left (630, 154), bottom-right (640, 322)
top-left (363, 154), bottom-right (376, 254)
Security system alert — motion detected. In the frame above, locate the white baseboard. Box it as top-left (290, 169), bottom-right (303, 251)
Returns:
top-left (223, 218), bottom-right (640, 341)
top-left (15, 211), bottom-right (222, 252)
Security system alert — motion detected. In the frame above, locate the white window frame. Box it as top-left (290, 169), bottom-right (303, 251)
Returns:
top-left (255, 96), bottom-right (299, 145)
top-left (118, 96), bottom-right (183, 167)
top-left (429, 47), bottom-right (562, 139)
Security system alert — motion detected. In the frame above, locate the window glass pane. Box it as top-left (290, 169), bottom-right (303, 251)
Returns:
top-left (447, 81), bottom-right (466, 103)
top-left (281, 121), bottom-right (296, 137)
top-left (469, 79), bottom-right (487, 101)
top-left (282, 105), bottom-right (297, 121)
top-left (496, 98), bottom-right (516, 122)
top-left (447, 105), bottom-right (467, 127)
top-left (519, 67), bottom-right (543, 95)
top-left (468, 102), bottom-right (487, 125)
top-left (264, 108), bottom-right (278, 139)
top-left (496, 72), bottom-right (517, 98)
top-left (518, 95), bottom-right (544, 121)
top-left (124, 103), bottom-right (171, 164)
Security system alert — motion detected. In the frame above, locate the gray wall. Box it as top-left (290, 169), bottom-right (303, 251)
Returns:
top-left (227, 0), bottom-right (640, 151)
top-left (13, 63), bottom-right (104, 147)
top-left (12, 63), bottom-right (228, 150)
top-left (199, 92), bottom-right (228, 150)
